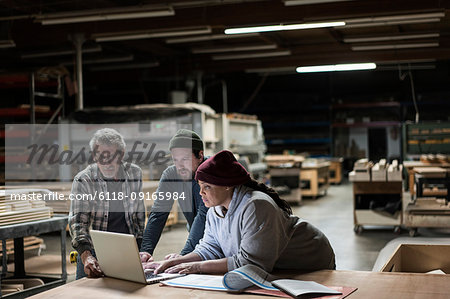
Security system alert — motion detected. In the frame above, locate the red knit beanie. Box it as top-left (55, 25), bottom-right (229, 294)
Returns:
top-left (195, 150), bottom-right (251, 186)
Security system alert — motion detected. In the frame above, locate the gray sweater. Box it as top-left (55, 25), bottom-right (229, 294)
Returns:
top-left (193, 185), bottom-right (335, 272)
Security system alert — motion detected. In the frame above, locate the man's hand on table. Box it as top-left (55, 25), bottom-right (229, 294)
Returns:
top-left (81, 251), bottom-right (103, 278)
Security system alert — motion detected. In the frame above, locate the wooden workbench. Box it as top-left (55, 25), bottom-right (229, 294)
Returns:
top-left (300, 162), bottom-right (330, 198)
top-left (403, 161), bottom-right (450, 196)
top-left (352, 181), bottom-right (403, 234)
top-left (403, 196), bottom-right (450, 237)
top-left (29, 270), bottom-right (450, 299)
top-left (328, 158), bottom-right (343, 184)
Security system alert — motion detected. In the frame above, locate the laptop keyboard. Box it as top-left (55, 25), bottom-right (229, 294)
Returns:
top-left (145, 271), bottom-right (160, 280)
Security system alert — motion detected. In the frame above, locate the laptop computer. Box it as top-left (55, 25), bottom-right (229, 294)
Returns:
top-left (90, 230), bottom-right (184, 284)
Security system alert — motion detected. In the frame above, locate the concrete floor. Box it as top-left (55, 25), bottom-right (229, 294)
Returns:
top-left (37, 180), bottom-right (450, 281)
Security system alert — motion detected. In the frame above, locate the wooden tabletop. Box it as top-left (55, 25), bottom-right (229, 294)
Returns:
top-left (29, 270), bottom-right (450, 299)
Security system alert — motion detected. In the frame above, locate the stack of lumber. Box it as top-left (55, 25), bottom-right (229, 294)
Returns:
top-left (372, 159), bottom-right (388, 181)
top-left (420, 154), bottom-right (450, 164)
top-left (0, 236), bottom-right (44, 257)
top-left (2, 183), bottom-right (73, 213)
top-left (387, 160), bottom-right (403, 182)
top-left (0, 190), bottom-right (53, 226)
top-left (350, 159), bottom-right (403, 182)
top-left (349, 159), bottom-right (373, 181)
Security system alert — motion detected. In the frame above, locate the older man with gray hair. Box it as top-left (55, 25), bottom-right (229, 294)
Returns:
top-left (69, 128), bottom-right (145, 279)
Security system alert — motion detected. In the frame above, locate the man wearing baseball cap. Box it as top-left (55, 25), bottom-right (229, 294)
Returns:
top-left (140, 129), bottom-right (208, 262)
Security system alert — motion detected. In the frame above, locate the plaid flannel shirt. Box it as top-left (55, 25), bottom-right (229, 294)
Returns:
top-left (69, 162), bottom-right (145, 254)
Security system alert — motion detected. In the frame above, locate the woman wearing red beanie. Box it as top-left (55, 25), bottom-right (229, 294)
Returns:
top-left (145, 150), bottom-right (335, 275)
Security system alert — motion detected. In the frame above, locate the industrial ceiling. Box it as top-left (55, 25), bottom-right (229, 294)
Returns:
top-left (1, 0), bottom-right (449, 77)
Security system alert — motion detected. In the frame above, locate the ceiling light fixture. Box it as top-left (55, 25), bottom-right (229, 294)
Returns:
top-left (284, 0), bottom-right (353, 5)
top-left (61, 55), bottom-right (134, 66)
top-left (296, 63), bottom-right (376, 73)
top-left (35, 5), bottom-right (174, 25)
top-left (224, 21), bottom-right (345, 34)
top-left (94, 26), bottom-right (212, 42)
top-left (0, 40), bottom-right (16, 48)
top-left (376, 65), bottom-right (435, 71)
top-left (192, 44), bottom-right (277, 54)
top-left (341, 12), bottom-right (445, 28)
top-left (21, 45), bottom-right (102, 59)
top-left (245, 66), bottom-right (297, 74)
top-left (89, 62), bottom-right (159, 71)
top-left (212, 50), bottom-right (291, 60)
top-left (343, 33), bottom-right (439, 43)
top-left (343, 18), bottom-right (442, 28)
top-left (166, 33), bottom-right (259, 44)
top-left (345, 12), bottom-right (445, 23)
top-left (351, 43), bottom-right (439, 51)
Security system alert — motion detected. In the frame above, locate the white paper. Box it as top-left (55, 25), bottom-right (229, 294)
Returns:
top-left (162, 274), bottom-right (227, 291)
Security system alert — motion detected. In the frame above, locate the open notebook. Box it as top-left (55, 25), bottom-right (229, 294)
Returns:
top-left (162, 264), bottom-right (357, 298)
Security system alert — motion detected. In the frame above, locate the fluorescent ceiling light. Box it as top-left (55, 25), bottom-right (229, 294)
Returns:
top-left (343, 33), bottom-right (439, 43)
top-left (21, 45), bottom-right (102, 59)
top-left (296, 63), bottom-right (376, 73)
top-left (94, 26), bottom-right (212, 42)
top-left (35, 5), bottom-right (174, 25)
top-left (166, 33), bottom-right (259, 44)
top-left (352, 43), bottom-right (439, 51)
top-left (345, 12), bottom-right (445, 23)
top-left (192, 44), bottom-right (277, 54)
top-left (212, 50), bottom-right (291, 60)
top-left (284, 0), bottom-right (353, 5)
top-left (376, 65), bottom-right (435, 71)
top-left (343, 18), bottom-right (441, 28)
top-left (89, 62), bottom-right (159, 71)
top-left (245, 66), bottom-right (296, 74)
top-left (62, 55), bottom-right (134, 66)
top-left (0, 40), bottom-right (15, 48)
top-left (224, 21), bottom-right (345, 34)
top-left (341, 12), bottom-right (445, 29)
top-left (377, 58), bottom-right (436, 65)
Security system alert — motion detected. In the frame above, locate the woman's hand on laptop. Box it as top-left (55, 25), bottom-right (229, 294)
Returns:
top-left (142, 260), bottom-right (163, 271)
top-left (164, 253), bottom-right (182, 260)
top-left (147, 253), bottom-right (203, 274)
top-left (81, 251), bottom-right (103, 278)
top-left (165, 262), bottom-right (202, 274)
top-left (139, 252), bottom-right (154, 263)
